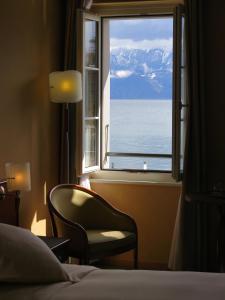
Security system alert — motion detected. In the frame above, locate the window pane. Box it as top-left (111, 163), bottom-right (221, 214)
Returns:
top-left (84, 120), bottom-right (98, 168)
top-left (104, 17), bottom-right (173, 171)
top-left (85, 69), bottom-right (99, 117)
top-left (85, 20), bottom-right (98, 67)
top-left (181, 68), bottom-right (186, 105)
top-left (181, 15), bottom-right (185, 67)
top-left (110, 100), bottom-right (172, 154)
top-left (180, 55), bottom-right (187, 173)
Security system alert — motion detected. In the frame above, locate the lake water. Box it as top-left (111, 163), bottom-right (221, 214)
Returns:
top-left (108, 99), bottom-right (172, 171)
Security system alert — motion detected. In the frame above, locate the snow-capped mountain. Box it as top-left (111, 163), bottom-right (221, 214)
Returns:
top-left (110, 48), bottom-right (173, 99)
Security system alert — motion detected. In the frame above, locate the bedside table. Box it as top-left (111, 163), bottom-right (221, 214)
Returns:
top-left (38, 236), bottom-right (70, 263)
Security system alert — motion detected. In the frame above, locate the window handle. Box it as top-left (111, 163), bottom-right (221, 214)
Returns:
top-left (180, 102), bottom-right (189, 109)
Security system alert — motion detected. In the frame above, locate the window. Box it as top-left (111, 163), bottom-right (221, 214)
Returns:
top-left (102, 16), bottom-right (173, 172)
top-left (77, 3), bottom-right (186, 180)
top-left (172, 7), bottom-right (187, 180)
top-left (82, 14), bottom-right (101, 172)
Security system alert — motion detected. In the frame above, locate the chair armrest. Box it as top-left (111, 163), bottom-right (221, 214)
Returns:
top-left (53, 215), bottom-right (89, 257)
top-left (48, 200), bottom-right (89, 256)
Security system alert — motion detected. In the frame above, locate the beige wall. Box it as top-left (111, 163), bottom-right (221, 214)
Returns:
top-left (91, 182), bottom-right (180, 268)
top-left (0, 0), bottom-right (64, 235)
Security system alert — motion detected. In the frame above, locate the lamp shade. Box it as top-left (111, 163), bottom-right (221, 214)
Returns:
top-left (5, 162), bottom-right (31, 192)
top-left (49, 70), bottom-right (82, 103)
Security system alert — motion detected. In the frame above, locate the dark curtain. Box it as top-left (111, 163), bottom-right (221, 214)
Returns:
top-left (60, 0), bottom-right (92, 183)
top-left (60, 0), bottom-right (78, 183)
top-left (181, 0), bottom-right (209, 271)
top-left (183, 0), bottom-right (206, 193)
top-left (169, 0), bottom-right (217, 271)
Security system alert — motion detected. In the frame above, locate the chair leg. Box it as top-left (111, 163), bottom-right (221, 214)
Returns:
top-left (134, 246), bottom-right (138, 269)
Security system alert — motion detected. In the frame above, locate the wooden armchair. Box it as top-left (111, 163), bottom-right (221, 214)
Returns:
top-left (48, 184), bottom-right (138, 268)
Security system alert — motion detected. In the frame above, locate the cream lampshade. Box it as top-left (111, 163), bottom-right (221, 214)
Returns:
top-left (5, 162), bottom-right (31, 192)
top-left (49, 70), bottom-right (83, 184)
top-left (49, 70), bottom-right (82, 103)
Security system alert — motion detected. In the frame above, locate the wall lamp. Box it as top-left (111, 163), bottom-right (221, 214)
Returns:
top-left (0, 162), bottom-right (31, 225)
top-left (0, 162), bottom-right (31, 199)
top-left (5, 162), bottom-right (31, 192)
top-left (49, 70), bottom-right (82, 183)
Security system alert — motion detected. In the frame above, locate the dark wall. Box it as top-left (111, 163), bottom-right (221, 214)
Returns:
top-left (204, 0), bottom-right (225, 190)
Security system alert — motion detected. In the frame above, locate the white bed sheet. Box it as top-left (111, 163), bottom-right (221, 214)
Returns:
top-left (1, 264), bottom-right (225, 300)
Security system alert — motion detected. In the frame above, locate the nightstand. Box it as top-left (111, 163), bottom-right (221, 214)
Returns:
top-left (38, 236), bottom-right (70, 263)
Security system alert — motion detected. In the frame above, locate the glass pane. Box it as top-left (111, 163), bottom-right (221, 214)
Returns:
top-left (109, 156), bottom-right (171, 171)
top-left (181, 15), bottom-right (185, 67)
top-left (181, 68), bottom-right (186, 105)
top-left (84, 120), bottom-right (98, 168)
top-left (85, 70), bottom-right (99, 117)
top-left (110, 100), bottom-right (172, 154)
top-left (180, 67), bottom-right (187, 173)
top-left (180, 116), bottom-right (185, 172)
top-left (106, 17), bottom-right (173, 171)
top-left (85, 19), bottom-right (98, 67)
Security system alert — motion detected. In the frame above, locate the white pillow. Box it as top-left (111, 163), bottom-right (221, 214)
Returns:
top-left (0, 223), bottom-right (70, 283)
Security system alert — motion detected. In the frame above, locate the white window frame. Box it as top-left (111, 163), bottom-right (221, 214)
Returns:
top-left (101, 14), bottom-right (174, 173)
top-left (76, 1), bottom-right (186, 181)
top-left (76, 11), bottom-right (101, 175)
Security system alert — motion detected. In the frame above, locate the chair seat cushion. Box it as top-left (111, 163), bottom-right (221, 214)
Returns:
top-left (86, 230), bottom-right (136, 258)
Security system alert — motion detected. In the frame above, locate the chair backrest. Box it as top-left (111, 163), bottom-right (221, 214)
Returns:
top-left (49, 184), bottom-right (124, 230)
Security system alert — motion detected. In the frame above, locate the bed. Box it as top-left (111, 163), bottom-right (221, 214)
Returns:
top-left (1, 223), bottom-right (225, 300)
top-left (1, 264), bottom-right (225, 300)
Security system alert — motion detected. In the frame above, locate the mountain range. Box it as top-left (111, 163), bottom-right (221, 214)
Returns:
top-left (110, 48), bottom-right (172, 99)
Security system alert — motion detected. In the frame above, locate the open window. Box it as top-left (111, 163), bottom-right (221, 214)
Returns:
top-left (77, 2), bottom-right (186, 180)
top-left (82, 13), bottom-right (101, 174)
top-left (172, 6), bottom-right (187, 180)
top-left (102, 16), bottom-right (173, 172)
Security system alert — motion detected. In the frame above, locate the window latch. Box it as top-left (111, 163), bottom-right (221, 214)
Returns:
top-left (179, 102), bottom-right (189, 110)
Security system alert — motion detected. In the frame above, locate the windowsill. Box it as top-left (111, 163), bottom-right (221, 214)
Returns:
top-left (89, 170), bottom-right (181, 187)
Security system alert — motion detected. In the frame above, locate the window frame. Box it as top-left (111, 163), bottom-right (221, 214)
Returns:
top-left (172, 5), bottom-right (187, 181)
top-left (76, 1), bottom-right (186, 180)
top-left (76, 12), bottom-right (102, 175)
top-left (101, 14), bottom-right (174, 173)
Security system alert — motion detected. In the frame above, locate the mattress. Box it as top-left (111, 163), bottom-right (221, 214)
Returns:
top-left (1, 264), bottom-right (225, 300)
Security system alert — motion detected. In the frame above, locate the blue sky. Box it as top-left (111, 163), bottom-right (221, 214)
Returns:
top-left (110, 17), bottom-right (173, 52)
